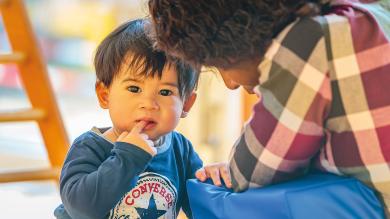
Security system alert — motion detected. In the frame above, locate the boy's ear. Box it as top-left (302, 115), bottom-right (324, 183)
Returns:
top-left (95, 82), bottom-right (110, 109)
top-left (181, 92), bottom-right (197, 118)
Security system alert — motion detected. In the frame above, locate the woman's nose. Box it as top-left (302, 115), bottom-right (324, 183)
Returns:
top-left (221, 74), bottom-right (240, 90)
top-left (225, 79), bottom-right (240, 90)
top-left (218, 69), bottom-right (241, 90)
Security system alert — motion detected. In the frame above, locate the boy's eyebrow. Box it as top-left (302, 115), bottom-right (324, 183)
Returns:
top-left (122, 77), bottom-right (178, 88)
top-left (160, 82), bottom-right (179, 88)
top-left (122, 77), bottom-right (142, 83)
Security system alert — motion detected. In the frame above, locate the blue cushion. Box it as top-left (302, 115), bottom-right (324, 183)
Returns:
top-left (186, 173), bottom-right (385, 219)
top-left (54, 204), bottom-right (72, 219)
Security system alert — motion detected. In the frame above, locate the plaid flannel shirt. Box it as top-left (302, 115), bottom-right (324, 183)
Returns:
top-left (229, 0), bottom-right (390, 209)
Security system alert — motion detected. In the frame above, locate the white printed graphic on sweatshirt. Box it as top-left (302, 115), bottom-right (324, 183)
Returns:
top-left (109, 172), bottom-right (178, 219)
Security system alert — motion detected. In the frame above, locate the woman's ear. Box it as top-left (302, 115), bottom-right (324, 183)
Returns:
top-left (95, 82), bottom-right (110, 109)
top-left (181, 92), bottom-right (197, 118)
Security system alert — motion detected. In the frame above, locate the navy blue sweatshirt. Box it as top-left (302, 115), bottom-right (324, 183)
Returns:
top-left (54, 129), bottom-right (203, 219)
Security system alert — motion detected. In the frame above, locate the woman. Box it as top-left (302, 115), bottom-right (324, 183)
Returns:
top-left (148, 0), bottom-right (390, 215)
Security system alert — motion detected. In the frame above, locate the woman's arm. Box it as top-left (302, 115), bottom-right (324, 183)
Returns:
top-left (229, 17), bottom-right (331, 192)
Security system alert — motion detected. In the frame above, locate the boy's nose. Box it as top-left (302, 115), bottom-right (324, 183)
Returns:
top-left (139, 98), bottom-right (159, 110)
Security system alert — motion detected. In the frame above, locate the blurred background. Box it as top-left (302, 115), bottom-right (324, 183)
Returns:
top-left (0, 0), bottom-right (257, 218)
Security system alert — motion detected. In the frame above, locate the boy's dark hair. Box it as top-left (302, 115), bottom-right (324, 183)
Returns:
top-left (94, 19), bottom-right (200, 99)
top-left (148, 0), bottom-right (329, 68)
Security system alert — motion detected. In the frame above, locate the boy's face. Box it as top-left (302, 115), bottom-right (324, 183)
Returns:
top-left (97, 64), bottom-right (196, 141)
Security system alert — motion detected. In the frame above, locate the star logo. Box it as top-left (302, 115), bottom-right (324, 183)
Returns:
top-left (135, 194), bottom-right (167, 219)
top-left (109, 172), bottom-right (177, 218)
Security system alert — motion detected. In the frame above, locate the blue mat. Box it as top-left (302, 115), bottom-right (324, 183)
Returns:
top-left (187, 173), bottom-right (385, 219)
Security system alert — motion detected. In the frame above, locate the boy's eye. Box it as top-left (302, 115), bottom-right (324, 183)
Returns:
top-left (159, 89), bottom-right (173, 96)
top-left (128, 86), bottom-right (141, 93)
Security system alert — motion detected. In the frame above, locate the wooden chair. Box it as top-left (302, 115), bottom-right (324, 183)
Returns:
top-left (0, 0), bottom-right (69, 183)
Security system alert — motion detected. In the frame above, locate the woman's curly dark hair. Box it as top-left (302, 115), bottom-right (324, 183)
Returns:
top-left (148, 0), bottom-right (329, 68)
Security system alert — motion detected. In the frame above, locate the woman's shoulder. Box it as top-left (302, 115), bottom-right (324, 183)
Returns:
top-left (273, 16), bottom-right (325, 49)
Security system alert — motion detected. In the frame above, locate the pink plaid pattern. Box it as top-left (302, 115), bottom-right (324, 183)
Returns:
top-left (229, 0), bottom-right (390, 211)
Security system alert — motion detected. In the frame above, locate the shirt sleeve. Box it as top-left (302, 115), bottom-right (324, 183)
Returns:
top-left (229, 17), bottom-right (332, 192)
top-left (181, 140), bottom-right (203, 219)
top-left (59, 134), bottom-right (152, 219)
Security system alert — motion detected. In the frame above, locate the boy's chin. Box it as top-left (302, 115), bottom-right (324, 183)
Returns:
top-left (143, 131), bottom-right (160, 141)
top-left (147, 131), bottom-right (170, 143)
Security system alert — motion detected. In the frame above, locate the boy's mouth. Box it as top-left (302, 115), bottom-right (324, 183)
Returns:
top-left (135, 119), bottom-right (157, 131)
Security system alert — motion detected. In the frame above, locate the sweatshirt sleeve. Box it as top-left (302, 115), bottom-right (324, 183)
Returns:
top-left (181, 139), bottom-right (203, 219)
top-left (59, 134), bottom-right (152, 219)
top-left (229, 17), bottom-right (331, 192)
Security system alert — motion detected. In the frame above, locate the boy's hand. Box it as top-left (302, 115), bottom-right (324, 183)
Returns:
top-left (195, 162), bottom-right (232, 188)
top-left (117, 121), bottom-right (157, 156)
